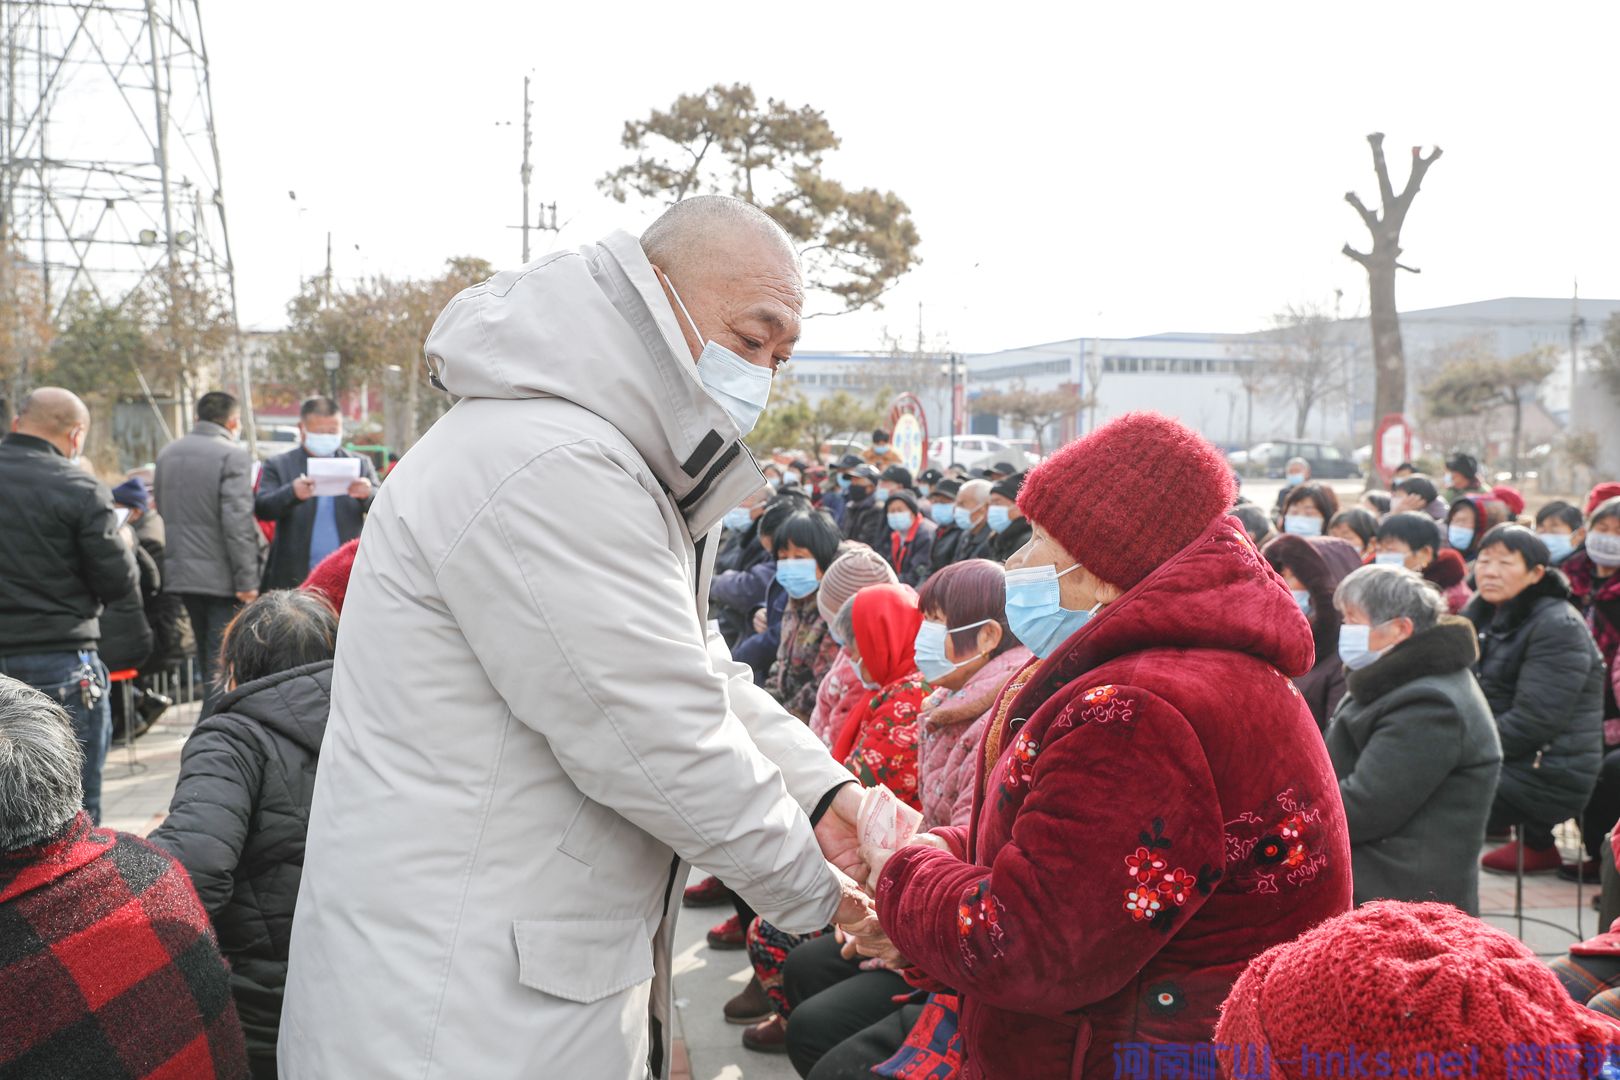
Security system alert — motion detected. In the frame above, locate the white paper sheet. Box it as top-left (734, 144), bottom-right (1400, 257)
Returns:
top-left (114, 507), bottom-right (131, 529)
top-left (307, 456), bottom-right (361, 497)
top-left (856, 785), bottom-right (923, 888)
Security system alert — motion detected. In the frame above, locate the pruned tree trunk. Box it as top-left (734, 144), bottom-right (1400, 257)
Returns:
top-left (1343, 133), bottom-right (1443, 452)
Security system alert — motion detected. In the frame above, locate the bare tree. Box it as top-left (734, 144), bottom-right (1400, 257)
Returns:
top-left (1266, 300), bottom-right (1346, 439)
top-left (1342, 133), bottom-right (1443, 427)
top-left (972, 382), bottom-right (1091, 453)
top-left (1422, 345), bottom-right (1556, 480)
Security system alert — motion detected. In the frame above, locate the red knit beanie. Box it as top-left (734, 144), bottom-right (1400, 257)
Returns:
top-left (1017, 412), bottom-right (1235, 589)
top-left (1216, 901), bottom-right (1620, 1079)
top-left (301, 539), bottom-right (360, 618)
top-left (1490, 484), bottom-right (1526, 518)
top-left (1588, 482), bottom-right (1620, 516)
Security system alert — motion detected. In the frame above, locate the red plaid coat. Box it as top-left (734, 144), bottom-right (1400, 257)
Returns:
top-left (0, 812), bottom-right (248, 1079)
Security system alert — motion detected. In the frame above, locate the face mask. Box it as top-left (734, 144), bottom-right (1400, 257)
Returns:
top-left (872, 443), bottom-right (891, 454)
top-left (1291, 589), bottom-right (1311, 613)
top-left (667, 277), bottom-right (772, 436)
top-left (775, 557), bottom-right (820, 599)
top-left (849, 484), bottom-right (872, 501)
top-left (913, 618), bottom-right (994, 682)
top-left (856, 664), bottom-right (881, 691)
top-left (930, 503), bottom-right (955, 527)
top-left (1284, 514), bottom-right (1323, 537)
top-left (723, 507), bottom-right (753, 532)
top-left (953, 506), bottom-right (974, 532)
top-left (836, 475), bottom-right (852, 492)
top-left (1537, 532), bottom-right (1574, 564)
top-left (1286, 472), bottom-right (1306, 487)
top-left (918, 484), bottom-right (931, 498)
top-left (1448, 525), bottom-right (1475, 551)
top-left (765, 477), bottom-right (780, 490)
top-left (1374, 552), bottom-right (1408, 568)
top-left (888, 511), bottom-right (914, 534)
top-left (1587, 531), bottom-right (1620, 569)
top-left (304, 432), bottom-right (342, 457)
top-left (786, 470), bottom-right (801, 486)
top-left (1004, 562), bottom-right (1100, 659)
top-left (1338, 622), bottom-right (1389, 671)
top-left (987, 505), bottom-right (1013, 534)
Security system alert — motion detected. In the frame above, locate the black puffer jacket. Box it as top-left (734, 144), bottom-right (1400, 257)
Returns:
top-left (1463, 572), bottom-right (1604, 826)
top-left (989, 514), bottom-right (1033, 563)
top-left (148, 660), bottom-right (331, 1074)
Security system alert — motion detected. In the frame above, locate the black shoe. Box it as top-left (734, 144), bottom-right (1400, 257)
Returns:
top-left (1557, 859), bottom-right (1602, 884)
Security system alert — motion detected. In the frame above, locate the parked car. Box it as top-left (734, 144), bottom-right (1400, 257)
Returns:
top-left (1228, 439), bottom-right (1362, 479)
top-left (928, 435), bottom-right (1041, 473)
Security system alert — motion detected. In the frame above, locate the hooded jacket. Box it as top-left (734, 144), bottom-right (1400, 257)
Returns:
top-left (1463, 571), bottom-right (1604, 827)
top-left (277, 232), bottom-right (852, 1080)
top-left (1324, 618), bottom-right (1502, 914)
top-left (877, 516), bottom-right (1352, 1079)
top-left (148, 661), bottom-right (332, 1073)
top-left (833, 584), bottom-right (926, 808)
top-left (1261, 534), bottom-right (1362, 730)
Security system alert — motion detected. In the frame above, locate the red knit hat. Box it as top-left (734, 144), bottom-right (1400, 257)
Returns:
top-left (1490, 484), bottom-right (1526, 518)
top-left (1017, 412), bottom-right (1235, 588)
top-left (1216, 901), bottom-right (1620, 1079)
top-left (300, 539), bottom-right (360, 618)
top-left (1588, 482), bottom-right (1620, 516)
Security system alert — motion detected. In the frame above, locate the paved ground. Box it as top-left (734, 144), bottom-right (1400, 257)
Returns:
top-left (112, 698), bottom-right (1595, 1079)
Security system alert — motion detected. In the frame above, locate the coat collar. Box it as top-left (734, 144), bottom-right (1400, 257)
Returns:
top-left (1462, 570), bottom-right (1571, 635)
top-left (190, 420), bottom-right (236, 441)
top-left (1345, 616), bottom-right (1479, 704)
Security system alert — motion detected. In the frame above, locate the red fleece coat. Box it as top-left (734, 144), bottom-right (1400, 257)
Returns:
top-left (876, 516), bottom-right (1353, 1078)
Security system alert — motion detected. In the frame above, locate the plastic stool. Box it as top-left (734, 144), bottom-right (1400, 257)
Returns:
top-left (106, 669), bottom-right (146, 775)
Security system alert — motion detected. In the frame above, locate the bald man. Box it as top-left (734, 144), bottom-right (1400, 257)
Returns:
top-left (0, 388), bottom-right (139, 823)
top-left (281, 198), bottom-right (872, 1080)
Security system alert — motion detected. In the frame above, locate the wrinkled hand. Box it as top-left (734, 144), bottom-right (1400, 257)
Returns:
top-left (235, 590), bottom-right (259, 604)
top-left (868, 829), bottom-right (950, 887)
top-left (832, 866), bottom-right (875, 930)
top-left (293, 476), bottom-right (315, 500)
top-left (837, 910), bottom-right (911, 971)
top-left (814, 783), bottom-right (868, 883)
top-left (348, 477), bottom-right (373, 501)
top-left (752, 608), bottom-right (768, 634)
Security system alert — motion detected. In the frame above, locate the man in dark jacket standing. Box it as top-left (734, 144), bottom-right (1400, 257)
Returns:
top-left (253, 396), bottom-right (377, 593)
top-left (156, 391), bottom-right (261, 713)
top-left (0, 388), bottom-right (139, 823)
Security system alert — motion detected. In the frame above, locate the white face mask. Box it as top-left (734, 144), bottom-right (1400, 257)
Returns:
top-left (666, 276), bottom-right (773, 437)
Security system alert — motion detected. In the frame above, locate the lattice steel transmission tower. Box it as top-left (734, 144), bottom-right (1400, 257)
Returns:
top-left (1, 0), bottom-right (249, 437)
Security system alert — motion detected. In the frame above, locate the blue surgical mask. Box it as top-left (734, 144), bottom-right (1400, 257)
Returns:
top-left (1284, 514), bottom-right (1323, 537)
top-left (888, 511), bottom-right (914, 534)
top-left (913, 618), bottom-right (994, 682)
top-left (872, 443), bottom-right (891, 454)
top-left (723, 507), bottom-right (753, 532)
top-left (775, 557), bottom-right (820, 599)
top-left (952, 506), bottom-right (974, 532)
top-left (837, 475), bottom-right (852, 492)
top-left (304, 432), bottom-right (342, 457)
top-left (667, 277), bottom-right (772, 436)
top-left (930, 503), bottom-right (955, 527)
top-left (1587, 531), bottom-right (1620, 569)
top-left (1291, 588), bottom-right (1311, 613)
top-left (1448, 525), bottom-right (1475, 551)
top-left (1338, 622), bottom-right (1389, 671)
top-left (1286, 472), bottom-right (1306, 487)
top-left (1004, 562), bottom-right (1101, 659)
top-left (1374, 552), bottom-right (1407, 568)
top-left (918, 484), bottom-right (931, 498)
top-left (1537, 532), bottom-right (1574, 564)
top-left (986, 505), bottom-right (1013, 534)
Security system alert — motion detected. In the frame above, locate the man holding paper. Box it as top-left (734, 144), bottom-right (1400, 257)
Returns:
top-left (254, 395), bottom-right (377, 592)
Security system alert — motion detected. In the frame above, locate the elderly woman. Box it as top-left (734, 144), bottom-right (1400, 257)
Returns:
top-left (1466, 525), bottom-right (1606, 876)
top-left (1328, 507), bottom-right (1378, 558)
top-left (765, 510), bottom-right (846, 721)
top-left (1445, 494), bottom-right (1511, 564)
top-left (1278, 481), bottom-right (1340, 537)
top-left (1324, 565), bottom-right (1501, 913)
top-left (1262, 534), bottom-right (1363, 729)
top-left (149, 589), bottom-right (339, 1079)
top-left (856, 412), bottom-right (1351, 1078)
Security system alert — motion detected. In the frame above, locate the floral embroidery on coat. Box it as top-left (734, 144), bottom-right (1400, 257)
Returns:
top-left (1222, 787), bottom-right (1329, 894)
top-left (955, 880), bottom-right (1008, 969)
top-left (765, 595), bottom-right (839, 722)
top-left (1120, 818), bottom-right (1221, 931)
top-left (1053, 684), bottom-right (1137, 732)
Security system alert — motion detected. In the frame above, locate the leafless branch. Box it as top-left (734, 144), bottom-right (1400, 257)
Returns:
top-left (1395, 261), bottom-right (1422, 274)
top-left (1341, 244), bottom-right (1371, 267)
top-left (1367, 133), bottom-right (1396, 209)
top-left (1344, 191), bottom-right (1379, 231)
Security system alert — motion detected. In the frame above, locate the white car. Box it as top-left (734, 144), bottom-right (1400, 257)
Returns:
top-left (928, 435), bottom-right (1040, 473)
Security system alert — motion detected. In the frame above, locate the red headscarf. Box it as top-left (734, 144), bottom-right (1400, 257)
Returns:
top-left (832, 584), bottom-right (922, 763)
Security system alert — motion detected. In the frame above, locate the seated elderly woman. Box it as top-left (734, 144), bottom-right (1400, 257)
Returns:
top-left (1466, 525), bottom-right (1606, 876)
top-left (1278, 480), bottom-right (1341, 537)
top-left (849, 412), bottom-right (1351, 1078)
top-left (150, 589), bottom-right (340, 1079)
top-left (1328, 507), bottom-right (1378, 558)
top-left (1324, 564), bottom-right (1502, 913)
top-left (1374, 511), bottom-right (1473, 614)
top-left (1262, 534), bottom-right (1363, 729)
top-left (0, 676), bottom-right (248, 1078)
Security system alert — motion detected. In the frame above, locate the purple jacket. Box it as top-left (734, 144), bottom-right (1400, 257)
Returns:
top-left (915, 646), bottom-right (1032, 831)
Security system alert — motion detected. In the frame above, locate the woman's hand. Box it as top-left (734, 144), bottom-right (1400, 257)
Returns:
top-left (868, 829), bottom-right (951, 887)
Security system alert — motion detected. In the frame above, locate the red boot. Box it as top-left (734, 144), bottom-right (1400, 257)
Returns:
top-left (706, 914), bottom-right (746, 950)
top-left (683, 875), bottom-right (728, 908)
top-left (1481, 840), bottom-right (1564, 875)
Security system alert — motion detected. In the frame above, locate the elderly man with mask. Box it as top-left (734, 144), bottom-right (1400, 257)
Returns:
top-left (279, 197), bottom-right (873, 1080)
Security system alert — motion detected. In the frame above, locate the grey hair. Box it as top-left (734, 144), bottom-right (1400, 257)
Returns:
top-left (957, 478), bottom-right (992, 509)
top-left (1334, 564), bottom-right (1445, 634)
top-left (833, 594), bottom-right (859, 653)
top-left (0, 677), bottom-right (85, 852)
top-left (640, 195), bottom-right (795, 279)
top-left (1286, 457), bottom-right (1309, 470)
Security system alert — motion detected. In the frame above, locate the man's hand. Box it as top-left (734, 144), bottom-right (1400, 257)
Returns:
top-left (235, 590), bottom-right (259, 604)
top-left (348, 477), bottom-right (373, 501)
top-left (832, 866), bottom-right (874, 930)
top-left (835, 895), bottom-right (911, 971)
top-left (868, 829), bottom-right (951, 887)
top-left (815, 783), bottom-right (868, 883)
top-left (293, 476), bottom-right (315, 501)
top-left (752, 608), bottom-right (768, 634)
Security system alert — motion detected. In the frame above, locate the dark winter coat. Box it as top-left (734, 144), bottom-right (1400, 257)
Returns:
top-left (842, 491), bottom-right (885, 549)
top-left (156, 421), bottom-right (262, 597)
top-left (879, 516), bottom-right (1352, 1079)
top-left (99, 538), bottom-right (158, 671)
top-left (1463, 572), bottom-right (1604, 828)
top-left (253, 447), bottom-right (377, 592)
top-left (0, 432), bottom-right (139, 654)
top-left (711, 520), bottom-right (774, 646)
top-left (929, 522), bottom-right (964, 574)
top-left (132, 509), bottom-right (193, 670)
top-left (149, 660), bottom-right (332, 1075)
top-left (953, 522), bottom-right (995, 566)
top-left (885, 515), bottom-right (938, 586)
top-left (0, 813), bottom-right (248, 1079)
top-left (1325, 616), bottom-right (1502, 914)
top-left (988, 515), bottom-right (1033, 564)
top-left (1262, 534), bottom-right (1362, 730)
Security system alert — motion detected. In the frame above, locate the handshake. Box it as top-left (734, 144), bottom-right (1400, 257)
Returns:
top-left (819, 784), bottom-right (949, 972)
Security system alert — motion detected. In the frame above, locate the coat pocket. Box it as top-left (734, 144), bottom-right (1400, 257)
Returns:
top-left (556, 794), bottom-right (622, 867)
top-left (512, 918), bottom-right (654, 1004)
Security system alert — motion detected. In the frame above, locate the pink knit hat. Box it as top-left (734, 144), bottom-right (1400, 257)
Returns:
top-left (816, 543), bottom-right (898, 625)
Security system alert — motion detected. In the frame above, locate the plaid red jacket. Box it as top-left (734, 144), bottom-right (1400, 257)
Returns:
top-left (0, 812), bottom-right (248, 1079)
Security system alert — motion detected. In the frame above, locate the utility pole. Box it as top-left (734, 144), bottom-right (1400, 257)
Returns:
top-left (1570, 279), bottom-right (1585, 423)
top-left (520, 75), bottom-right (533, 263)
top-left (324, 230), bottom-right (333, 306)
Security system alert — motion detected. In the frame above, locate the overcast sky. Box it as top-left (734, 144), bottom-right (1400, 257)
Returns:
top-left (201, 2), bottom-right (1620, 353)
